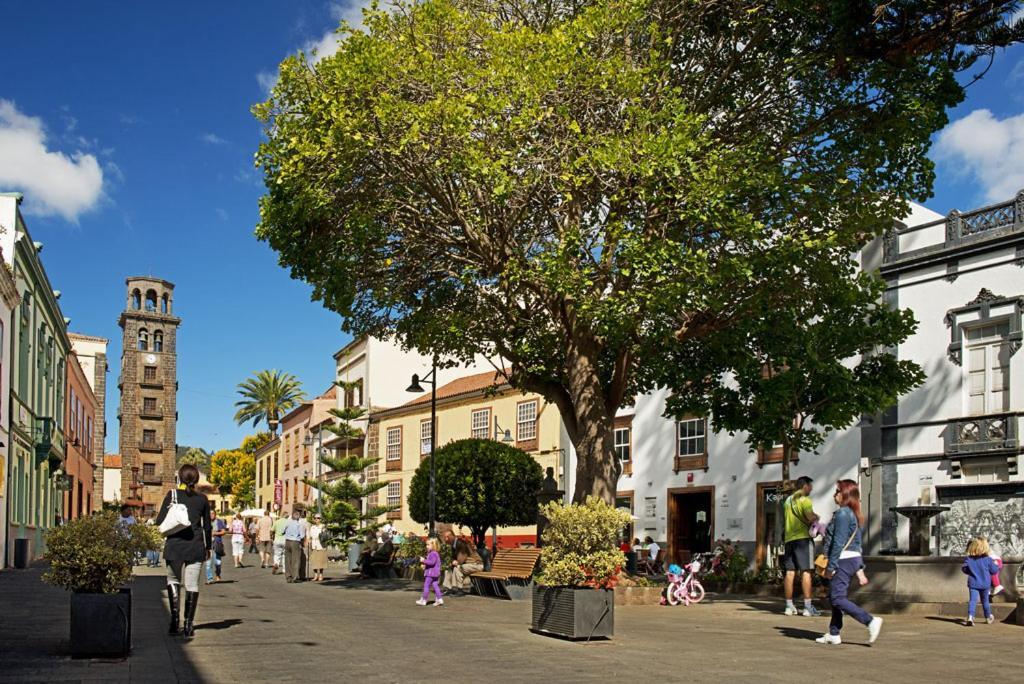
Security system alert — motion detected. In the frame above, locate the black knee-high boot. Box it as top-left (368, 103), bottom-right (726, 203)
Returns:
top-left (166, 584), bottom-right (180, 634)
top-left (182, 591), bottom-right (199, 638)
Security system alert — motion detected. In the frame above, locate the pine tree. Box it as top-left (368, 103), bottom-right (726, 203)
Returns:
top-left (302, 378), bottom-right (394, 545)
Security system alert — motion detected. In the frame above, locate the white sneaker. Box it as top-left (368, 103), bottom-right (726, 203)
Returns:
top-left (867, 617), bottom-right (883, 644)
top-left (415, 598), bottom-right (427, 606)
top-left (434, 599), bottom-right (444, 607)
top-left (815, 633), bottom-right (842, 645)
top-left (992, 585), bottom-right (1004, 597)
top-left (802, 605), bottom-right (822, 617)
top-left (986, 615), bottom-right (995, 624)
top-left (784, 605), bottom-right (798, 616)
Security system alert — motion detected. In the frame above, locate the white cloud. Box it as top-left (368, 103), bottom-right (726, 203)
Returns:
top-left (0, 100), bottom-right (105, 222)
top-left (256, 1), bottom-right (370, 95)
top-left (933, 109), bottom-right (1024, 204)
top-left (201, 132), bottom-right (229, 145)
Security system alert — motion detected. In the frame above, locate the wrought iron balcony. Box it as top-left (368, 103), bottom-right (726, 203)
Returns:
top-left (140, 406), bottom-right (163, 419)
top-left (884, 190), bottom-right (1024, 264)
top-left (943, 413), bottom-right (1018, 456)
top-left (139, 441), bottom-right (163, 452)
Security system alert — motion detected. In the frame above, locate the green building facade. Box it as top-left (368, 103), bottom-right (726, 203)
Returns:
top-left (1, 193), bottom-right (69, 566)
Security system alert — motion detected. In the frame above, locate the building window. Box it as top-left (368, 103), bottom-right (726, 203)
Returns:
top-left (344, 379), bottom-right (364, 409)
top-left (517, 400), bottom-right (538, 445)
top-left (675, 417), bottom-right (708, 471)
top-left (273, 453), bottom-right (278, 479)
top-left (386, 480), bottom-right (402, 519)
top-left (143, 462), bottom-right (156, 479)
top-left (420, 419), bottom-right (433, 456)
top-left (143, 429), bottom-right (157, 446)
top-left (144, 397), bottom-right (157, 414)
top-left (615, 427), bottom-right (631, 465)
top-left (965, 322), bottom-right (1010, 415)
top-left (70, 387), bottom-right (78, 437)
top-left (161, 293), bottom-right (169, 313)
top-left (144, 366), bottom-right (157, 382)
top-left (153, 330), bottom-right (163, 353)
top-left (386, 426), bottom-right (402, 470)
top-left (145, 289), bottom-right (157, 312)
top-left (131, 289), bottom-right (141, 310)
top-left (138, 328), bottom-right (149, 351)
top-left (471, 408), bottom-right (491, 440)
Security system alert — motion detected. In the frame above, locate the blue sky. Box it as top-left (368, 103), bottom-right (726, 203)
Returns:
top-left (0, 3), bottom-right (1022, 454)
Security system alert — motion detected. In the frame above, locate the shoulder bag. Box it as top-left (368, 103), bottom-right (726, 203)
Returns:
top-left (814, 524), bottom-right (856, 578)
top-left (159, 485), bottom-right (191, 537)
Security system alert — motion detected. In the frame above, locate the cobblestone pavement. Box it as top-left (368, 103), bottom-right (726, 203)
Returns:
top-left (2, 555), bottom-right (1019, 683)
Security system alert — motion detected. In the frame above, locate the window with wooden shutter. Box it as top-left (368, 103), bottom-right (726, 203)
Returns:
top-left (386, 480), bottom-right (402, 519)
top-left (516, 400), bottom-right (538, 450)
top-left (674, 417), bottom-right (708, 471)
top-left (386, 426), bottom-right (402, 470)
top-left (471, 408), bottom-right (491, 439)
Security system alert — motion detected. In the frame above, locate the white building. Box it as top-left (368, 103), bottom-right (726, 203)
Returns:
top-left (102, 454), bottom-right (122, 504)
top-left (863, 190), bottom-right (1024, 559)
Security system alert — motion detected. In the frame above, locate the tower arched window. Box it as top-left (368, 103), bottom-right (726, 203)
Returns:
top-left (138, 328), bottom-right (149, 351)
top-left (145, 290), bottom-right (157, 312)
top-left (153, 330), bottom-right (163, 353)
top-left (131, 289), bottom-right (141, 310)
top-left (161, 294), bottom-right (168, 314)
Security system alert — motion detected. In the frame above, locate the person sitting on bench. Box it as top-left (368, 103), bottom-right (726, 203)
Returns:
top-left (442, 530), bottom-right (483, 594)
top-left (363, 533), bottom-right (395, 577)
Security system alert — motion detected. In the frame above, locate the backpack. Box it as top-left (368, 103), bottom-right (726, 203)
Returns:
top-left (319, 528), bottom-right (333, 548)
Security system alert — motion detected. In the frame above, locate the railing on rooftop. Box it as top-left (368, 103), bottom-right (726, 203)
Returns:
top-left (883, 190), bottom-right (1024, 264)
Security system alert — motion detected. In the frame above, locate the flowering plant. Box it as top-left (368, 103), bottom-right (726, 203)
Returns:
top-left (537, 497), bottom-right (632, 589)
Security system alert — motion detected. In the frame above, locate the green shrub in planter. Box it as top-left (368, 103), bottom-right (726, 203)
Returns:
top-left (43, 512), bottom-right (159, 594)
top-left (43, 512), bottom-right (160, 657)
top-left (532, 497), bottom-right (631, 640)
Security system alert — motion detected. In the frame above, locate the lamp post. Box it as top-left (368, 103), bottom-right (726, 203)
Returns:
top-left (493, 417), bottom-right (514, 443)
top-left (406, 356), bottom-right (438, 537)
top-left (303, 428), bottom-right (324, 515)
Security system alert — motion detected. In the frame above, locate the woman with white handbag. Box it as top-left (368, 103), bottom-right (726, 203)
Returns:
top-left (155, 463), bottom-right (212, 638)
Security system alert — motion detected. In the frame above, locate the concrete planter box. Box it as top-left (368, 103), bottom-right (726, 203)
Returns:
top-left (70, 589), bottom-right (131, 658)
top-left (531, 586), bottom-right (614, 640)
top-left (614, 585), bottom-right (665, 606)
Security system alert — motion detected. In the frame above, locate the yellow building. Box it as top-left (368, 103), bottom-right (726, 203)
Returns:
top-left (367, 370), bottom-right (569, 546)
top-left (254, 436), bottom-right (281, 513)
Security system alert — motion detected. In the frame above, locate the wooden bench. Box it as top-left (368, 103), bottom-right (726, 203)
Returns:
top-left (368, 547), bottom-right (399, 579)
top-left (469, 548), bottom-right (542, 600)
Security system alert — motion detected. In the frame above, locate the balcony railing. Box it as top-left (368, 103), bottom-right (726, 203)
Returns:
top-left (943, 413), bottom-right (1018, 456)
top-left (140, 406), bottom-right (163, 419)
top-left (884, 190), bottom-right (1024, 264)
top-left (140, 377), bottom-right (163, 388)
top-left (139, 441), bottom-right (163, 452)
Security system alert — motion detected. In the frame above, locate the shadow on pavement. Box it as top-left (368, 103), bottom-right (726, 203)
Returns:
top-left (925, 616), bottom-right (967, 626)
top-left (194, 618), bottom-right (243, 631)
top-left (321, 576), bottom-right (420, 592)
top-left (773, 625), bottom-right (821, 641)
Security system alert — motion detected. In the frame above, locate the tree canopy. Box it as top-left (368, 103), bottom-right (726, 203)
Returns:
top-left (408, 439), bottom-right (545, 547)
top-left (254, 0), bottom-right (1022, 501)
top-left (209, 448), bottom-right (255, 509)
top-left (668, 261), bottom-right (927, 483)
top-left (234, 370), bottom-right (306, 433)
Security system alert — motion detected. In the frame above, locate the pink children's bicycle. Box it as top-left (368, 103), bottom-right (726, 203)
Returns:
top-left (664, 554), bottom-right (707, 606)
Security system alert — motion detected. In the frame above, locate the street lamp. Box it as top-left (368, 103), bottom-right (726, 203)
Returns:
top-left (303, 429), bottom-right (324, 515)
top-left (406, 356), bottom-right (438, 537)
top-left (493, 418), bottom-right (514, 443)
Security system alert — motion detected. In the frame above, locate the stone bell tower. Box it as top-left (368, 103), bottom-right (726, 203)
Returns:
top-left (118, 277), bottom-right (180, 514)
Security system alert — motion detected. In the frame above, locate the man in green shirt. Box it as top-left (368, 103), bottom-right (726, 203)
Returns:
top-left (782, 476), bottom-right (820, 616)
top-left (271, 513), bottom-right (290, 575)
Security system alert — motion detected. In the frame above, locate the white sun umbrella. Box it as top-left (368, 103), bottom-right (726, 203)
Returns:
top-left (238, 507), bottom-right (276, 518)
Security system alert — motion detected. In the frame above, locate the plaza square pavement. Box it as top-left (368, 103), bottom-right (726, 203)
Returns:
top-left (1, 555), bottom-right (1019, 684)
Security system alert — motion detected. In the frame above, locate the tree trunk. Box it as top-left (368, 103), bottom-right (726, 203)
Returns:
top-left (562, 346), bottom-right (622, 504)
top-left (781, 437), bottom-right (792, 489)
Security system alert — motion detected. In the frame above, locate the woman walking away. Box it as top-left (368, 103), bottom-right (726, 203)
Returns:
top-left (206, 510), bottom-right (225, 583)
top-left (417, 537), bottom-right (444, 606)
top-left (307, 513), bottom-right (328, 582)
top-left (962, 537), bottom-right (1001, 626)
top-left (230, 513), bottom-right (246, 568)
top-left (816, 480), bottom-right (883, 646)
top-left (156, 464), bottom-right (211, 639)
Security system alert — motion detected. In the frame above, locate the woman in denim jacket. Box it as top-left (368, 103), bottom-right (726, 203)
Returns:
top-left (815, 479), bottom-right (883, 646)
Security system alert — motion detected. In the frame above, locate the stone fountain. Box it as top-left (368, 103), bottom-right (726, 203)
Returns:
top-left (889, 505), bottom-right (950, 556)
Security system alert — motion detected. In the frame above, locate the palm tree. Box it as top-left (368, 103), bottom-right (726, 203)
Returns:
top-left (233, 370), bottom-right (306, 434)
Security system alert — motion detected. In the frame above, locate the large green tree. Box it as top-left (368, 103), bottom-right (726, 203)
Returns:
top-left (667, 261), bottom-right (927, 484)
top-left (233, 370), bottom-right (306, 434)
top-left (408, 439), bottom-right (545, 548)
top-left (209, 448), bottom-right (255, 509)
top-left (254, 0), bottom-right (1022, 502)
